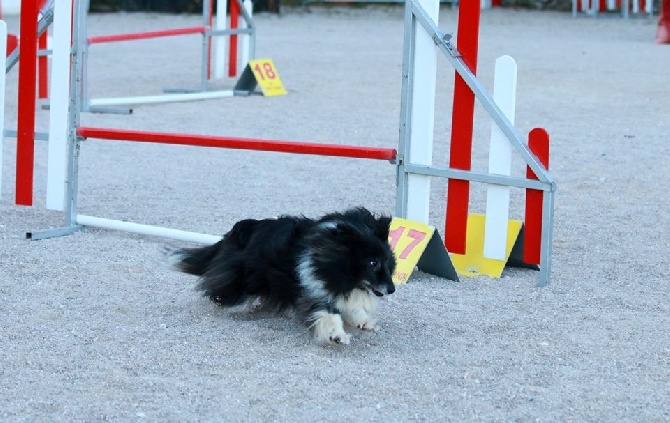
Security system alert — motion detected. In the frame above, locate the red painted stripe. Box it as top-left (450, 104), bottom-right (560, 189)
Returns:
top-left (39, 32), bottom-right (48, 99)
top-left (228, 0), bottom-right (240, 78)
top-left (76, 127), bottom-right (398, 161)
top-left (16, 0), bottom-right (39, 206)
top-left (445, 0), bottom-right (480, 254)
top-left (6, 34), bottom-right (18, 57)
top-left (523, 128), bottom-right (550, 265)
top-left (88, 26), bottom-right (206, 44)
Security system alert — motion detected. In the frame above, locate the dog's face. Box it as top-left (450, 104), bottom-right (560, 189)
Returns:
top-left (304, 215), bottom-right (397, 298)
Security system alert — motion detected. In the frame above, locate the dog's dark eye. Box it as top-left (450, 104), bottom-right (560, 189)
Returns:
top-left (369, 260), bottom-right (381, 272)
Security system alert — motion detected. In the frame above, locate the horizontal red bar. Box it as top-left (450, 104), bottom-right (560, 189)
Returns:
top-left (76, 127), bottom-right (398, 161)
top-left (88, 26), bottom-right (207, 44)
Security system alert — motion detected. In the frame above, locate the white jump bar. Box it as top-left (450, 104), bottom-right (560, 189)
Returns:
top-left (89, 90), bottom-right (235, 107)
top-left (76, 215), bottom-right (221, 244)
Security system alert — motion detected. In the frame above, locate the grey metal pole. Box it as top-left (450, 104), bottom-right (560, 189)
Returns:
top-left (66, 0), bottom-right (89, 227)
top-left (200, 0), bottom-right (211, 92)
top-left (395, 0), bottom-right (416, 219)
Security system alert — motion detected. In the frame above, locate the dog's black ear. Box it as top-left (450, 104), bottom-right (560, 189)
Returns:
top-left (373, 215), bottom-right (393, 240)
top-left (319, 220), bottom-right (351, 234)
top-left (317, 220), bottom-right (362, 242)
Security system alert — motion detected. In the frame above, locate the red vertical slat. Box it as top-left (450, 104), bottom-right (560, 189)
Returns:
top-left (38, 31), bottom-right (48, 98)
top-left (228, 0), bottom-right (239, 78)
top-left (16, 0), bottom-right (39, 206)
top-left (444, 0), bottom-right (480, 254)
top-left (523, 128), bottom-right (550, 265)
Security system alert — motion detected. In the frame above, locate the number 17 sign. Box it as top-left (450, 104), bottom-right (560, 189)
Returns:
top-left (389, 217), bottom-right (458, 284)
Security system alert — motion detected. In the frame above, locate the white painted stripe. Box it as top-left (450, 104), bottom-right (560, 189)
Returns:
top-left (406, 0), bottom-right (438, 225)
top-left (0, 22), bottom-right (6, 200)
top-left (239, 0), bottom-right (253, 76)
top-left (76, 215), bottom-right (221, 244)
top-left (46, 0), bottom-right (73, 210)
top-left (214, 0), bottom-right (228, 79)
top-left (484, 55), bottom-right (517, 260)
top-left (89, 90), bottom-right (235, 107)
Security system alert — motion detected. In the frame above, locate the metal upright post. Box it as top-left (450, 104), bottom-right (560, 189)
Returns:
top-left (79, 0), bottom-right (90, 112)
top-left (395, 0), bottom-right (416, 218)
top-left (67, 0), bottom-right (91, 227)
top-left (200, 0), bottom-right (211, 92)
top-left (27, 0), bottom-right (86, 240)
top-left (538, 189), bottom-right (556, 286)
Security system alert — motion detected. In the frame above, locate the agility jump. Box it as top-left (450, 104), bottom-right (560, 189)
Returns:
top-left (78, 0), bottom-right (255, 113)
top-left (5, 0), bottom-right (556, 286)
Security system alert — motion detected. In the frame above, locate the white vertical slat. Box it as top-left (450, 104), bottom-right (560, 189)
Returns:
top-left (46, 0), bottom-right (73, 210)
top-left (0, 22), bottom-right (7, 200)
top-left (406, 0), bottom-right (439, 224)
top-left (239, 0), bottom-right (253, 75)
top-left (483, 55), bottom-right (517, 260)
top-left (214, 0), bottom-right (228, 79)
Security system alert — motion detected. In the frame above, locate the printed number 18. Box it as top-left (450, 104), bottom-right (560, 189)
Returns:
top-left (388, 226), bottom-right (427, 260)
top-left (253, 62), bottom-right (276, 80)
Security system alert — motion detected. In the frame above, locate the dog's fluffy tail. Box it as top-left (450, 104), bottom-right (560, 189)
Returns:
top-left (165, 243), bottom-right (220, 276)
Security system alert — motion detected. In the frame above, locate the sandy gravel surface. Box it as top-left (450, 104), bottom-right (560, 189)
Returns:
top-left (1, 6), bottom-right (669, 421)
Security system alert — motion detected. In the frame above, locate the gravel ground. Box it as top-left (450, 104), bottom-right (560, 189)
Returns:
top-left (1, 6), bottom-right (669, 421)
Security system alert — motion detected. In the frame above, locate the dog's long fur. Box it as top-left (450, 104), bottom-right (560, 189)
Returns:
top-left (167, 207), bottom-right (397, 345)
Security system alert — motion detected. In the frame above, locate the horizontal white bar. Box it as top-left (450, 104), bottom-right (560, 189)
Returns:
top-left (76, 215), bottom-right (221, 244)
top-left (89, 90), bottom-right (235, 107)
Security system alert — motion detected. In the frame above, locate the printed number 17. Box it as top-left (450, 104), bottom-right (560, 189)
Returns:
top-left (388, 226), bottom-right (427, 260)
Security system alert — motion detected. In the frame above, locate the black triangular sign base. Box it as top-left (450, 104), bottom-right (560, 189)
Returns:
top-left (233, 64), bottom-right (258, 94)
top-left (506, 225), bottom-right (540, 271)
top-left (417, 231), bottom-right (459, 282)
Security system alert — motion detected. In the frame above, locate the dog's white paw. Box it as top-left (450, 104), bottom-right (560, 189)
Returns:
top-left (311, 311), bottom-right (351, 346)
top-left (328, 329), bottom-right (351, 345)
top-left (357, 321), bottom-right (379, 332)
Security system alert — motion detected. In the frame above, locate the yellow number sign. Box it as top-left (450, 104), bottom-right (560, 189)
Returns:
top-left (248, 59), bottom-right (287, 97)
top-left (388, 217), bottom-right (435, 284)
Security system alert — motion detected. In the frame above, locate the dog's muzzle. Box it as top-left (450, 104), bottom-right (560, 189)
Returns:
top-left (371, 283), bottom-right (395, 297)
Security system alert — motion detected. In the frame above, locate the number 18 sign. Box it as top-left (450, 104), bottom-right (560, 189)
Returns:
top-left (248, 59), bottom-right (287, 97)
top-left (388, 217), bottom-right (458, 284)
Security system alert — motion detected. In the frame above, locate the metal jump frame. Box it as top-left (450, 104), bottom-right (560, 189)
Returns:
top-left (395, 0), bottom-right (556, 285)
top-left (29, 0), bottom-right (556, 286)
top-left (78, 0), bottom-right (256, 114)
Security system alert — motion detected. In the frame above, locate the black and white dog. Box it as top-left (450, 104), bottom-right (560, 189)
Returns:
top-left (168, 207), bottom-right (397, 345)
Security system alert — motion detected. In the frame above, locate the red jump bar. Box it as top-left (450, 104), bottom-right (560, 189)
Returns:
top-left (88, 26), bottom-right (207, 44)
top-left (76, 127), bottom-right (398, 161)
